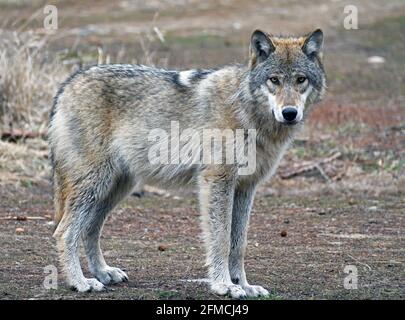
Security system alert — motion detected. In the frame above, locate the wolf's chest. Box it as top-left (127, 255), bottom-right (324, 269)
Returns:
top-left (238, 136), bottom-right (291, 186)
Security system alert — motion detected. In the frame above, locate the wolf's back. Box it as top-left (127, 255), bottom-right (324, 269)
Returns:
top-left (48, 64), bottom-right (204, 226)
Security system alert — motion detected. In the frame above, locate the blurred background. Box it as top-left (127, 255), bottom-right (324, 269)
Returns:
top-left (0, 0), bottom-right (403, 300)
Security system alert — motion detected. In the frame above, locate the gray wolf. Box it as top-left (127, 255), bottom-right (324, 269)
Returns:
top-left (48, 29), bottom-right (326, 298)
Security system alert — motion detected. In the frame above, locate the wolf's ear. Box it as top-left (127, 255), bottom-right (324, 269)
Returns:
top-left (250, 30), bottom-right (275, 66)
top-left (302, 29), bottom-right (323, 59)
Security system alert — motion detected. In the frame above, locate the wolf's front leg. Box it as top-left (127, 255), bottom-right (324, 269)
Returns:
top-left (229, 184), bottom-right (269, 298)
top-left (199, 171), bottom-right (247, 299)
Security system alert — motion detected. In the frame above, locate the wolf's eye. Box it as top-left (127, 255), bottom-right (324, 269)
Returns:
top-left (269, 77), bottom-right (280, 85)
top-left (297, 76), bottom-right (307, 84)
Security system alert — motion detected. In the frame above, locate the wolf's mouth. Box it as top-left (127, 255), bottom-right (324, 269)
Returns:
top-left (282, 120), bottom-right (299, 126)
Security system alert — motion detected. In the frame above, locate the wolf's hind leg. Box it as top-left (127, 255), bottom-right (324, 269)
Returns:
top-left (229, 184), bottom-right (269, 298)
top-left (54, 194), bottom-right (106, 292)
top-left (82, 174), bottom-right (134, 285)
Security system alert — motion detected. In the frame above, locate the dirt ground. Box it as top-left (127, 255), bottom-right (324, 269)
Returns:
top-left (0, 179), bottom-right (404, 300)
top-left (0, 0), bottom-right (404, 300)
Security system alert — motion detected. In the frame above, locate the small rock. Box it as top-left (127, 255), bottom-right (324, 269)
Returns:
top-left (254, 242), bottom-right (259, 247)
top-left (232, 22), bottom-right (242, 30)
top-left (348, 198), bottom-right (356, 205)
top-left (387, 260), bottom-right (398, 267)
top-left (368, 206), bottom-right (378, 211)
top-left (280, 230), bottom-right (287, 237)
top-left (15, 227), bottom-right (24, 234)
top-left (158, 245), bottom-right (167, 252)
top-left (367, 56), bottom-right (385, 64)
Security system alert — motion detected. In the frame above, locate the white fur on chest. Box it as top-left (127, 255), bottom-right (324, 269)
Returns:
top-left (238, 134), bottom-right (292, 186)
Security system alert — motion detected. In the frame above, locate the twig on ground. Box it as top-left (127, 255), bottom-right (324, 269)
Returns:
top-left (1, 130), bottom-right (46, 142)
top-left (346, 254), bottom-right (372, 271)
top-left (315, 164), bottom-right (331, 182)
top-left (0, 216), bottom-right (48, 221)
top-left (279, 152), bottom-right (341, 179)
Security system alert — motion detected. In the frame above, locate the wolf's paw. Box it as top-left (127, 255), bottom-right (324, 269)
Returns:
top-left (94, 266), bottom-right (128, 285)
top-left (242, 284), bottom-right (269, 298)
top-left (211, 282), bottom-right (247, 299)
top-left (71, 278), bottom-right (106, 292)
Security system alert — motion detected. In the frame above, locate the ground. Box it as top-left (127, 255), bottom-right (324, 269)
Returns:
top-left (0, 180), bottom-right (403, 300)
top-left (0, 0), bottom-right (404, 300)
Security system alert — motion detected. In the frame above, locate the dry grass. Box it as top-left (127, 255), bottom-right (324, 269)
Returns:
top-left (0, 23), bottom-right (168, 183)
top-left (0, 30), bottom-right (68, 133)
top-left (0, 138), bottom-right (49, 184)
top-left (0, 19), bottom-right (168, 134)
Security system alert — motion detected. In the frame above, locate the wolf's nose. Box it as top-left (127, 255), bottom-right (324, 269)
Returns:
top-left (282, 107), bottom-right (298, 122)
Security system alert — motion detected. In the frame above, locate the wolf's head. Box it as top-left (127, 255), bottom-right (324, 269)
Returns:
top-left (247, 29), bottom-right (326, 126)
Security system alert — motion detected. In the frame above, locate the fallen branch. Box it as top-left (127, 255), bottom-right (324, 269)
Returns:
top-left (315, 164), bottom-right (331, 182)
top-left (1, 130), bottom-right (46, 142)
top-left (347, 254), bottom-right (372, 271)
top-left (279, 152), bottom-right (341, 179)
top-left (0, 216), bottom-right (48, 221)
